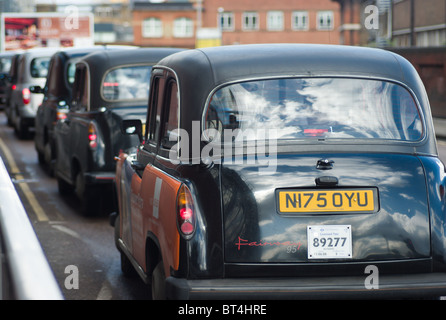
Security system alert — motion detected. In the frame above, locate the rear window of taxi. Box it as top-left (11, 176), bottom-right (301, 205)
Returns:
top-left (204, 77), bottom-right (423, 142)
top-left (30, 57), bottom-right (50, 78)
top-left (101, 65), bottom-right (152, 101)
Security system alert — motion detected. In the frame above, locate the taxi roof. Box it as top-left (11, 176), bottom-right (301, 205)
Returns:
top-left (159, 43), bottom-right (418, 87)
top-left (79, 47), bottom-right (183, 77)
top-left (156, 44), bottom-right (437, 156)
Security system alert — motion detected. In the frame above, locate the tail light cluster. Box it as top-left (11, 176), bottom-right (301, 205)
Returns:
top-left (56, 101), bottom-right (68, 121)
top-left (88, 123), bottom-right (98, 149)
top-left (22, 88), bottom-right (31, 105)
top-left (177, 184), bottom-right (195, 238)
top-left (57, 110), bottom-right (67, 121)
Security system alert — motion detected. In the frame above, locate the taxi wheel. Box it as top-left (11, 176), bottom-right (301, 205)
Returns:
top-left (114, 214), bottom-right (136, 277)
top-left (15, 120), bottom-right (28, 140)
top-left (120, 252), bottom-right (136, 277)
top-left (75, 171), bottom-right (101, 215)
top-left (57, 176), bottom-right (73, 196)
top-left (37, 149), bottom-right (45, 165)
top-left (6, 111), bottom-right (12, 127)
top-left (74, 171), bottom-right (85, 200)
top-left (44, 142), bottom-right (54, 176)
top-left (151, 261), bottom-right (166, 300)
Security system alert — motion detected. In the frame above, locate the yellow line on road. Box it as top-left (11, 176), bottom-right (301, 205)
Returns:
top-left (0, 136), bottom-right (49, 222)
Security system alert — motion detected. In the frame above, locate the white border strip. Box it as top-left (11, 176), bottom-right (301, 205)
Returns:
top-left (0, 158), bottom-right (62, 300)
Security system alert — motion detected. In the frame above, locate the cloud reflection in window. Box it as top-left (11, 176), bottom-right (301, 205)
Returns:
top-left (206, 77), bottom-right (423, 142)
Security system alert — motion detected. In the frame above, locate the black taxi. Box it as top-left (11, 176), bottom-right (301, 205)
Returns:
top-left (54, 48), bottom-right (182, 214)
top-left (34, 46), bottom-right (135, 175)
top-left (113, 44), bottom-right (446, 299)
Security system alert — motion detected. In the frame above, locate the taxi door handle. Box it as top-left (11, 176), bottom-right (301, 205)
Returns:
top-left (131, 161), bottom-right (145, 171)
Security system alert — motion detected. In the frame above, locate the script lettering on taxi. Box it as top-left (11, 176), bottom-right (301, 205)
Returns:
top-left (235, 236), bottom-right (302, 251)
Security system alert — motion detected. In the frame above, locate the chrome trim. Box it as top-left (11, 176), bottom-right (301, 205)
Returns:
top-left (150, 65), bottom-right (182, 160)
top-left (117, 238), bottom-right (149, 284)
top-left (75, 61), bottom-right (91, 111)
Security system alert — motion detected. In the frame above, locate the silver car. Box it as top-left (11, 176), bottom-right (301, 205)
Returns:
top-left (8, 47), bottom-right (59, 138)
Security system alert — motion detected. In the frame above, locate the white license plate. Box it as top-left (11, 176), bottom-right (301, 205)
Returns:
top-left (307, 225), bottom-right (352, 259)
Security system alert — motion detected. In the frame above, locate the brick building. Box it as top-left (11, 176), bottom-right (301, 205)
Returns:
top-left (332, 0), bottom-right (391, 47)
top-left (203, 0), bottom-right (340, 46)
top-left (132, 1), bottom-right (197, 48)
top-left (393, 0), bottom-right (446, 47)
top-left (132, 0), bottom-right (341, 48)
top-left (332, 0), bottom-right (364, 45)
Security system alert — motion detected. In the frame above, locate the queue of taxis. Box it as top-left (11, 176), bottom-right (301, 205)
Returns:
top-left (1, 45), bottom-right (180, 215)
top-left (52, 48), bottom-right (182, 214)
top-left (2, 43), bottom-right (446, 300)
top-left (0, 45), bottom-right (184, 297)
top-left (33, 46), bottom-right (132, 175)
top-left (112, 44), bottom-right (446, 299)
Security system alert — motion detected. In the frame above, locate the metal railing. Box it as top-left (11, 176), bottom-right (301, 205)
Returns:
top-left (0, 157), bottom-right (63, 300)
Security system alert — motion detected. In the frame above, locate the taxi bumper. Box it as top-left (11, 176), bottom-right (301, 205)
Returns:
top-left (165, 273), bottom-right (446, 299)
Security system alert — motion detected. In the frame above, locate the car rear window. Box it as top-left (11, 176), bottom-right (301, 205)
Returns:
top-left (102, 65), bottom-right (152, 101)
top-left (204, 77), bottom-right (423, 142)
top-left (0, 57), bottom-right (11, 73)
top-left (30, 57), bottom-right (50, 78)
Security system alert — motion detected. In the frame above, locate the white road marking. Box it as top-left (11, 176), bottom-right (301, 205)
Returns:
top-left (51, 224), bottom-right (82, 239)
top-left (96, 282), bottom-right (113, 300)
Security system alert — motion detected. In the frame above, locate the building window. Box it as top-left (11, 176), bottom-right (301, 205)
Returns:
top-left (292, 11), bottom-right (308, 30)
top-left (317, 11), bottom-right (334, 30)
top-left (142, 17), bottom-right (163, 38)
top-left (267, 11), bottom-right (284, 31)
top-left (219, 12), bottom-right (234, 31)
top-left (95, 6), bottom-right (114, 18)
top-left (242, 12), bottom-right (259, 31)
top-left (173, 17), bottom-right (194, 38)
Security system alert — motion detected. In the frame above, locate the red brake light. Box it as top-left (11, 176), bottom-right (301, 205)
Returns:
top-left (304, 129), bottom-right (328, 137)
top-left (177, 185), bottom-right (195, 238)
top-left (88, 123), bottom-right (98, 149)
top-left (180, 208), bottom-right (193, 220)
top-left (12, 84), bottom-right (16, 90)
top-left (103, 82), bottom-right (119, 87)
top-left (22, 88), bottom-right (31, 105)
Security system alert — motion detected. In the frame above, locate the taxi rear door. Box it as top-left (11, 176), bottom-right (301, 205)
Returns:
top-left (129, 70), bottom-right (183, 275)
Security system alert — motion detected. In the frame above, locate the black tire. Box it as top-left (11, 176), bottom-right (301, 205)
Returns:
top-left (15, 120), bottom-right (28, 139)
top-left (114, 213), bottom-right (136, 277)
top-left (151, 261), bottom-right (166, 300)
top-left (74, 170), bottom-right (101, 215)
top-left (37, 150), bottom-right (45, 165)
top-left (44, 141), bottom-right (54, 176)
top-left (120, 251), bottom-right (137, 277)
top-left (6, 113), bottom-right (12, 126)
top-left (57, 175), bottom-right (73, 196)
